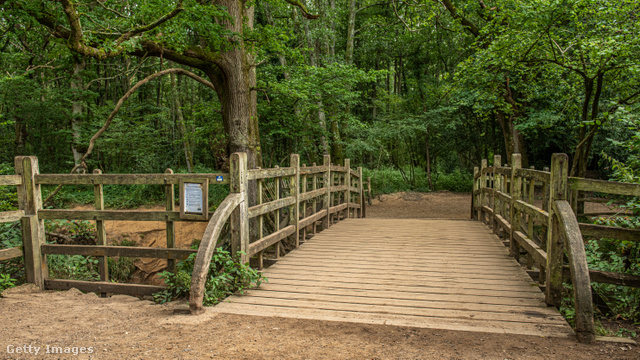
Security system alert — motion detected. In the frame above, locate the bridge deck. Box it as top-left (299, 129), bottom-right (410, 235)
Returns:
top-left (213, 219), bottom-right (574, 338)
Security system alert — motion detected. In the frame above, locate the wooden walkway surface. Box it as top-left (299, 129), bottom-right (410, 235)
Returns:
top-left (213, 219), bottom-right (574, 338)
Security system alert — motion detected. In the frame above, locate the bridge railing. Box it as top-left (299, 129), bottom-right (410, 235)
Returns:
top-left (472, 152), bottom-right (640, 343)
top-left (3, 154), bottom-right (364, 309)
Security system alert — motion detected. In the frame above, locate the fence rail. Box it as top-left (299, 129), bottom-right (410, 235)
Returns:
top-left (2, 154), bottom-right (365, 314)
top-left (472, 152), bottom-right (640, 344)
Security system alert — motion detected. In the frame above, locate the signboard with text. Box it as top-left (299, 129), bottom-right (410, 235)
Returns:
top-left (179, 178), bottom-right (209, 220)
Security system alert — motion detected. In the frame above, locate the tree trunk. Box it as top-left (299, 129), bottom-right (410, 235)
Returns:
top-left (495, 110), bottom-right (528, 166)
top-left (345, 0), bottom-right (356, 65)
top-left (170, 73), bottom-right (193, 172)
top-left (70, 55), bottom-right (86, 168)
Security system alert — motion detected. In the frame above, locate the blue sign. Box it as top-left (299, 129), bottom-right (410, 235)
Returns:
top-left (216, 175), bottom-right (224, 182)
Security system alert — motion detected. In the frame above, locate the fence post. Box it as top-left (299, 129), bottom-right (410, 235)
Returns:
top-left (546, 153), bottom-right (569, 307)
top-left (344, 159), bottom-right (350, 219)
top-left (290, 154), bottom-right (300, 248)
top-left (230, 152), bottom-right (249, 264)
top-left (164, 168), bottom-right (176, 272)
top-left (93, 169), bottom-right (109, 291)
top-left (509, 154), bottom-right (522, 258)
top-left (15, 156), bottom-right (46, 289)
top-left (323, 155), bottom-right (331, 229)
top-left (492, 155), bottom-right (501, 233)
top-left (479, 159), bottom-right (488, 223)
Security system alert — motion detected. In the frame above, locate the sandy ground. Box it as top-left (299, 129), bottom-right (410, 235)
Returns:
top-left (0, 192), bottom-right (638, 359)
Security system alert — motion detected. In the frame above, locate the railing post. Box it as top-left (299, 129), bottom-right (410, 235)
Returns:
top-left (290, 154), bottom-right (300, 248)
top-left (312, 163), bottom-right (318, 234)
top-left (323, 155), bottom-right (331, 229)
top-left (165, 169), bottom-right (176, 273)
top-left (15, 156), bottom-right (46, 289)
top-left (509, 154), bottom-right (522, 258)
top-left (93, 169), bottom-right (109, 290)
top-left (472, 167), bottom-right (479, 220)
top-left (344, 159), bottom-right (350, 219)
top-left (230, 152), bottom-right (249, 264)
top-left (358, 167), bottom-right (363, 218)
top-left (480, 159), bottom-right (488, 223)
top-left (546, 153), bottom-right (569, 307)
top-left (492, 155), bottom-right (501, 233)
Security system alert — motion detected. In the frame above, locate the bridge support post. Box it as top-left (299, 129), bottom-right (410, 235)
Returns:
top-left (480, 159), bottom-right (488, 224)
top-left (290, 154), bottom-right (300, 248)
top-left (546, 153), bottom-right (568, 307)
top-left (230, 152), bottom-right (249, 264)
top-left (344, 159), bottom-right (350, 219)
top-left (492, 155), bottom-right (501, 234)
top-left (323, 155), bottom-right (331, 230)
top-left (15, 156), bottom-right (46, 289)
top-left (358, 167), bottom-right (363, 218)
top-left (509, 154), bottom-right (522, 258)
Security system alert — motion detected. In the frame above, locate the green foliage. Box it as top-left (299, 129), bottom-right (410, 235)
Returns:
top-left (0, 273), bottom-right (16, 297)
top-left (154, 248), bottom-right (265, 306)
top-left (364, 167), bottom-right (472, 194)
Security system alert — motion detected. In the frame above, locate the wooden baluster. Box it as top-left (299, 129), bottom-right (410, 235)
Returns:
top-left (93, 169), bottom-right (108, 294)
top-left (323, 155), bottom-right (331, 230)
top-left (290, 154), bottom-right (300, 249)
top-left (345, 159), bottom-right (350, 219)
top-left (301, 164), bottom-right (307, 242)
top-left (526, 166), bottom-right (536, 269)
top-left (164, 169), bottom-right (175, 273)
top-left (312, 163), bottom-right (317, 234)
top-left (274, 165), bottom-right (282, 258)
top-left (480, 159), bottom-right (487, 223)
top-left (492, 155), bottom-right (501, 233)
top-left (509, 154), bottom-right (522, 260)
top-left (257, 167), bottom-right (263, 269)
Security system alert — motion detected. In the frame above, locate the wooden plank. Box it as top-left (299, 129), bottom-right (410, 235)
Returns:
top-left (299, 166), bottom-right (326, 175)
top-left (586, 269), bottom-right (640, 288)
top-left (247, 167), bottom-right (295, 180)
top-left (248, 225), bottom-right (296, 257)
top-left (0, 175), bottom-right (22, 186)
top-left (38, 209), bottom-right (195, 222)
top-left (0, 210), bottom-right (25, 223)
top-left (330, 185), bottom-right (348, 192)
top-left (242, 289), bottom-right (560, 316)
top-left (348, 203), bottom-right (361, 209)
top-left (515, 168), bottom-right (550, 182)
top-left (0, 247), bottom-right (23, 261)
top-left (299, 188), bottom-right (325, 202)
top-left (513, 231), bottom-right (547, 265)
top-left (228, 296), bottom-right (566, 325)
top-left (299, 209), bottom-right (327, 228)
top-left (35, 173), bottom-right (229, 185)
top-left (329, 203), bottom-right (348, 214)
top-left (92, 169), bottom-right (108, 286)
top-left (45, 279), bottom-right (164, 296)
top-left (568, 177), bottom-right (640, 196)
top-left (212, 303), bottom-right (573, 338)
top-left (41, 244), bottom-right (197, 259)
top-left (513, 200), bottom-right (549, 224)
top-left (579, 223), bottom-right (640, 242)
top-left (248, 196), bottom-right (296, 219)
top-left (329, 165), bottom-right (347, 173)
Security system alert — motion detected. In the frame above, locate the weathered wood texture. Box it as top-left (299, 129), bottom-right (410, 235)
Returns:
top-left (45, 279), bottom-right (164, 296)
top-left (213, 219), bottom-right (574, 338)
top-left (0, 247), bottom-right (23, 261)
top-left (34, 173), bottom-right (229, 185)
top-left (41, 244), bottom-right (197, 259)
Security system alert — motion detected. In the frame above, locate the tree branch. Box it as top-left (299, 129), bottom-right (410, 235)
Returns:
top-left (284, 0), bottom-right (319, 19)
top-left (43, 68), bottom-right (215, 205)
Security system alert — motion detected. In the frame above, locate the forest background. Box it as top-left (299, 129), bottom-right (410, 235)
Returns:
top-left (0, 0), bottom-right (639, 332)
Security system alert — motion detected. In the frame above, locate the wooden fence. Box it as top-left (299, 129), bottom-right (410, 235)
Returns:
top-left (1, 154), bottom-right (364, 305)
top-left (472, 153), bottom-right (640, 343)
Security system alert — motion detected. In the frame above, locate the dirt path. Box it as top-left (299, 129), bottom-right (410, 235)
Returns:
top-left (1, 192), bottom-right (638, 359)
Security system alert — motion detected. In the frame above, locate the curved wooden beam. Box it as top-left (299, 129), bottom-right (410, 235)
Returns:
top-left (553, 200), bottom-right (596, 344)
top-left (189, 193), bottom-right (243, 314)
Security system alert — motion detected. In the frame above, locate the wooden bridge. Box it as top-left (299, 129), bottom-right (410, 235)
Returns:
top-left (2, 153), bottom-right (640, 344)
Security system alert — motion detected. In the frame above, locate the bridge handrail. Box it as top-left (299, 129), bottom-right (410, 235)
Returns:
top-left (552, 200), bottom-right (596, 343)
top-left (472, 152), bottom-right (640, 343)
top-left (189, 192), bottom-right (244, 314)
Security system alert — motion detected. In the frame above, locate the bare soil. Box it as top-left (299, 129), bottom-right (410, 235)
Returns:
top-left (0, 192), bottom-right (638, 359)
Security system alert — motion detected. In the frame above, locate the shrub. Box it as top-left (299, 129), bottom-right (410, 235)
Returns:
top-left (154, 248), bottom-right (265, 306)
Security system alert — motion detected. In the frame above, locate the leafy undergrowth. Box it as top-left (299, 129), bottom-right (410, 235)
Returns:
top-left (154, 247), bottom-right (265, 306)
